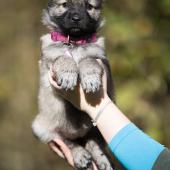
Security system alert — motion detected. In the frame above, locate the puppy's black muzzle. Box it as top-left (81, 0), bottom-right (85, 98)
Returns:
top-left (52, 4), bottom-right (98, 37)
top-left (68, 6), bottom-right (85, 24)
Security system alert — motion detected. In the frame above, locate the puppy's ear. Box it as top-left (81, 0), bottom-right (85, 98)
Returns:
top-left (42, 9), bottom-right (57, 30)
top-left (42, 9), bottom-right (49, 26)
top-left (48, 0), bottom-right (54, 7)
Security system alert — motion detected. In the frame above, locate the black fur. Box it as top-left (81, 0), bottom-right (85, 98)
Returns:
top-left (45, 0), bottom-right (102, 37)
top-left (51, 7), bottom-right (99, 37)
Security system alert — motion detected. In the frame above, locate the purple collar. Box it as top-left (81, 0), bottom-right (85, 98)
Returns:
top-left (51, 32), bottom-right (97, 45)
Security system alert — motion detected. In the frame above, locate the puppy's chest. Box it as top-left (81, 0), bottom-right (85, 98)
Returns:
top-left (43, 44), bottom-right (96, 64)
top-left (41, 34), bottom-right (106, 65)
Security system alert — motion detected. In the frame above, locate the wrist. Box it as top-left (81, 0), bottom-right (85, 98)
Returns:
top-left (86, 95), bottom-right (112, 120)
top-left (87, 98), bottom-right (131, 142)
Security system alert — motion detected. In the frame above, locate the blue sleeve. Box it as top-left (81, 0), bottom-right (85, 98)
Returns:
top-left (108, 123), bottom-right (165, 170)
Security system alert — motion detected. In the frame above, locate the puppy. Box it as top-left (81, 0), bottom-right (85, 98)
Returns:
top-left (32, 0), bottom-right (114, 169)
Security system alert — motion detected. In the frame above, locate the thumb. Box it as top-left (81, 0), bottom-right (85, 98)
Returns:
top-left (48, 70), bottom-right (62, 90)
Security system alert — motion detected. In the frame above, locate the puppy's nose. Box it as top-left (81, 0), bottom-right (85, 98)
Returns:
top-left (72, 14), bottom-right (81, 22)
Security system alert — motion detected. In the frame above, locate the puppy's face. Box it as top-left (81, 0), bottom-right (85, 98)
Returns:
top-left (43, 0), bottom-right (103, 37)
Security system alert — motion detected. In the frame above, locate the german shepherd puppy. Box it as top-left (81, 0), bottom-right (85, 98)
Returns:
top-left (32, 0), bottom-right (114, 169)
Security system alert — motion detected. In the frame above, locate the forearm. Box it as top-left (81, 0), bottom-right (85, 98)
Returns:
top-left (86, 97), bottom-right (165, 170)
top-left (87, 96), bottom-right (130, 143)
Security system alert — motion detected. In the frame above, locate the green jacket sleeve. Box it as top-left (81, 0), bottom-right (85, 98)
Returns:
top-left (152, 148), bottom-right (170, 170)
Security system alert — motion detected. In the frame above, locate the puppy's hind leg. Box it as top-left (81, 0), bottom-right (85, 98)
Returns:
top-left (85, 140), bottom-right (114, 170)
top-left (53, 138), bottom-right (94, 170)
top-left (85, 129), bottom-right (114, 170)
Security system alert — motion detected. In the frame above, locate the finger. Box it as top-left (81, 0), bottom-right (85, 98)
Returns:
top-left (92, 162), bottom-right (99, 170)
top-left (48, 71), bottom-right (62, 90)
top-left (50, 65), bottom-right (55, 78)
top-left (48, 70), bottom-right (71, 102)
top-left (53, 138), bottom-right (74, 167)
top-left (49, 142), bottom-right (65, 159)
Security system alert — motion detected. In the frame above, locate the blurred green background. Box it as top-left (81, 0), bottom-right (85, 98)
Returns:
top-left (0, 0), bottom-right (170, 170)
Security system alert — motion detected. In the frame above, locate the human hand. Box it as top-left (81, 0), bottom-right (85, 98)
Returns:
top-left (49, 59), bottom-right (110, 118)
top-left (48, 138), bottom-right (74, 167)
top-left (49, 138), bottom-right (99, 170)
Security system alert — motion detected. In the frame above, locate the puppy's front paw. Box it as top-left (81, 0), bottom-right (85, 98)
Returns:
top-left (53, 57), bottom-right (78, 90)
top-left (81, 72), bottom-right (102, 93)
top-left (79, 58), bottom-right (103, 93)
top-left (56, 71), bottom-right (78, 90)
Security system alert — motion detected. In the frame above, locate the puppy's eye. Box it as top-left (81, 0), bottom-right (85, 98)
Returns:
top-left (87, 3), bottom-right (94, 10)
top-left (61, 2), bottom-right (68, 8)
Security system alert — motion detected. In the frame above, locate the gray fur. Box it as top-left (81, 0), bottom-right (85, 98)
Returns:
top-left (86, 140), bottom-right (113, 170)
top-left (42, 0), bottom-right (103, 30)
top-left (32, 0), bottom-right (114, 169)
top-left (53, 56), bottom-right (78, 90)
top-left (79, 58), bottom-right (103, 93)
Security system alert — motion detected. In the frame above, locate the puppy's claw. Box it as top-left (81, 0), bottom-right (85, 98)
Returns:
top-left (81, 74), bottom-right (101, 93)
top-left (56, 72), bottom-right (78, 90)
